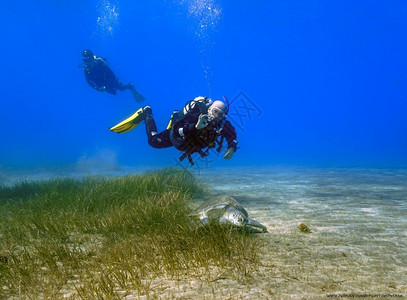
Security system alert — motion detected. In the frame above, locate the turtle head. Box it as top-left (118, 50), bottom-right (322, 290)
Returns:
top-left (245, 218), bottom-right (268, 233)
top-left (220, 209), bottom-right (267, 233)
top-left (220, 209), bottom-right (248, 227)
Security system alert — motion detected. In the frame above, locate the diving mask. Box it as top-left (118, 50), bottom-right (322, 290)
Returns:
top-left (207, 100), bottom-right (227, 122)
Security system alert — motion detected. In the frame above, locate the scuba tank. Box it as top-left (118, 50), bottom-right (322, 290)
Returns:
top-left (166, 96), bottom-right (211, 130)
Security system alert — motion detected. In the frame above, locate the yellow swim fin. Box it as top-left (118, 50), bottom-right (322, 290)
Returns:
top-left (110, 107), bottom-right (145, 134)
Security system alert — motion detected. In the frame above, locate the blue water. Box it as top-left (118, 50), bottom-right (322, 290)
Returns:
top-left (1, 0), bottom-right (407, 171)
top-left (1, 3), bottom-right (407, 296)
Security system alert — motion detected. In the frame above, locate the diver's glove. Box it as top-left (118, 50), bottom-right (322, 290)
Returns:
top-left (195, 114), bottom-right (209, 130)
top-left (223, 147), bottom-right (235, 160)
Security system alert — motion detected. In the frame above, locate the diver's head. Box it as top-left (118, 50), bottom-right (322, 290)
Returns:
top-left (207, 100), bottom-right (227, 122)
top-left (82, 49), bottom-right (94, 63)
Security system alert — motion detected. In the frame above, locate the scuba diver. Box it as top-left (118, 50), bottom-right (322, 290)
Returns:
top-left (110, 96), bottom-right (238, 165)
top-left (81, 49), bottom-right (145, 103)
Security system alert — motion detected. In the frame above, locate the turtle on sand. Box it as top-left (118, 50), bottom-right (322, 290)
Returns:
top-left (188, 196), bottom-right (267, 233)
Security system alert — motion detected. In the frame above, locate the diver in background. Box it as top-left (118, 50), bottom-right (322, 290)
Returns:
top-left (110, 97), bottom-right (238, 165)
top-left (81, 49), bottom-right (145, 103)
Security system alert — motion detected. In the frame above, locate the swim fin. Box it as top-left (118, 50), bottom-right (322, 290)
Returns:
top-left (130, 85), bottom-right (145, 103)
top-left (110, 107), bottom-right (146, 134)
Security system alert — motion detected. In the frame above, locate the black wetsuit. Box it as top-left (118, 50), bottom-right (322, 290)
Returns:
top-left (144, 100), bottom-right (238, 162)
top-left (83, 57), bottom-right (132, 95)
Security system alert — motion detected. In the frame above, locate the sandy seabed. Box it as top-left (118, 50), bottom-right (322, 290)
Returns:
top-left (3, 166), bottom-right (406, 299)
top-left (114, 219), bottom-right (406, 299)
top-left (133, 166), bottom-right (406, 299)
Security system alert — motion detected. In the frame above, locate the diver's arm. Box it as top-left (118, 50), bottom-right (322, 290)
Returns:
top-left (221, 121), bottom-right (238, 159)
top-left (176, 121), bottom-right (197, 138)
top-left (223, 120), bottom-right (238, 151)
top-left (174, 115), bottom-right (201, 138)
top-left (195, 114), bottom-right (209, 130)
top-left (174, 102), bottom-right (206, 137)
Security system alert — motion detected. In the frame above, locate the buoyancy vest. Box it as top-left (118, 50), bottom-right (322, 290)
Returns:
top-left (168, 96), bottom-right (212, 149)
top-left (168, 97), bottom-right (229, 165)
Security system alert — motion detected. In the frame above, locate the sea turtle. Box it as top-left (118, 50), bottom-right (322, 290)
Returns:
top-left (188, 196), bottom-right (267, 233)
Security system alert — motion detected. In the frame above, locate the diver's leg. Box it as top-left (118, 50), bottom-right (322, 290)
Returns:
top-left (116, 78), bottom-right (145, 102)
top-left (115, 79), bottom-right (131, 91)
top-left (104, 78), bottom-right (119, 94)
top-left (130, 85), bottom-right (145, 103)
top-left (105, 87), bottom-right (117, 95)
top-left (143, 107), bottom-right (172, 148)
top-left (147, 130), bottom-right (172, 149)
top-left (144, 107), bottom-right (156, 139)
